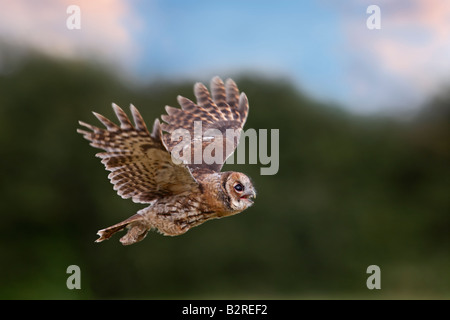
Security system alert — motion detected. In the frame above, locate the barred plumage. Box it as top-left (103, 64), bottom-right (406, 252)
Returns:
top-left (78, 77), bottom-right (256, 245)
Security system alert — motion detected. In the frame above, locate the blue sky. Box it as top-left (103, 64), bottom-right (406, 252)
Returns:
top-left (124, 0), bottom-right (450, 114)
top-left (131, 1), bottom-right (349, 106)
top-left (1, 0), bottom-right (450, 114)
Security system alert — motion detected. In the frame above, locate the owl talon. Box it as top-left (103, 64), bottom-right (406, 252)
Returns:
top-left (119, 224), bottom-right (149, 245)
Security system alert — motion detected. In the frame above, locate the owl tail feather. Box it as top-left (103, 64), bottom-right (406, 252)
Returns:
top-left (96, 213), bottom-right (149, 245)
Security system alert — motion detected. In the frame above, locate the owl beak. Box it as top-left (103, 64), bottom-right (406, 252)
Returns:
top-left (241, 189), bottom-right (256, 202)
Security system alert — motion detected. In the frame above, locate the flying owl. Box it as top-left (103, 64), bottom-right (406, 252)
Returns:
top-left (77, 76), bottom-right (256, 245)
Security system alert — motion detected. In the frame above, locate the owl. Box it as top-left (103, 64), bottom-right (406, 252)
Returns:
top-left (77, 76), bottom-right (256, 245)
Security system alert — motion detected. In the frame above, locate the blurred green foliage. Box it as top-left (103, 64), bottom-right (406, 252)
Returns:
top-left (0, 53), bottom-right (449, 299)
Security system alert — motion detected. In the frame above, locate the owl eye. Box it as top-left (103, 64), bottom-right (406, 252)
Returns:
top-left (234, 183), bottom-right (244, 192)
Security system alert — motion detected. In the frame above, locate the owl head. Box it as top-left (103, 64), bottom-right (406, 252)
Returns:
top-left (223, 172), bottom-right (256, 212)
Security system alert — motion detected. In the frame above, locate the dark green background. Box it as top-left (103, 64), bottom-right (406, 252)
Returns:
top-left (1, 52), bottom-right (449, 299)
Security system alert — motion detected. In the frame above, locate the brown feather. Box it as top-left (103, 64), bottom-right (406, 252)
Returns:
top-left (160, 76), bottom-right (249, 172)
top-left (77, 77), bottom-right (255, 245)
top-left (78, 104), bottom-right (199, 204)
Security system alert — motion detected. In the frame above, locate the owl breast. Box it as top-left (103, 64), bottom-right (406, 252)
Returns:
top-left (140, 192), bottom-right (214, 236)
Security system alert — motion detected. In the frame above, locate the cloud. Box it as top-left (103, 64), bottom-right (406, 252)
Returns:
top-left (0, 0), bottom-right (139, 68)
top-left (2, 0), bottom-right (448, 114)
top-left (340, 0), bottom-right (450, 112)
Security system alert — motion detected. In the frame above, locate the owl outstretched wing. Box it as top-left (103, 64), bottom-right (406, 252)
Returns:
top-left (160, 76), bottom-right (249, 172)
top-left (77, 103), bottom-right (199, 204)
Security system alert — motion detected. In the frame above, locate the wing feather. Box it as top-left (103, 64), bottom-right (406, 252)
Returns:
top-left (225, 78), bottom-right (242, 121)
top-left (78, 104), bottom-right (199, 204)
top-left (161, 76), bottom-right (249, 172)
top-left (211, 76), bottom-right (232, 119)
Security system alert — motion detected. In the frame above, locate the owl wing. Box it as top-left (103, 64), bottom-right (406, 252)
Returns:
top-left (160, 76), bottom-right (249, 172)
top-left (77, 103), bottom-right (199, 204)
